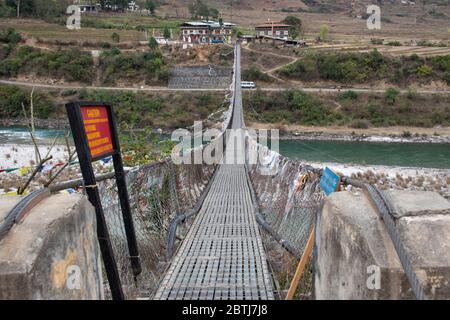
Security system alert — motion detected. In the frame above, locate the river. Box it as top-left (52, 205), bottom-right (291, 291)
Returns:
top-left (1, 127), bottom-right (449, 169)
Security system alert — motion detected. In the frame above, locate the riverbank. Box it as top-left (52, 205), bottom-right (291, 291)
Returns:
top-left (0, 118), bottom-right (69, 130)
top-left (249, 122), bottom-right (450, 144)
top-left (309, 161), bottom-right (450, 200)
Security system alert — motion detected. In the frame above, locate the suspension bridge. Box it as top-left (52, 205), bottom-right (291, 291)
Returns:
top-left (154, 44), bottom-right (274, 300)
top-left (1, 43), bottom-right (439, 301)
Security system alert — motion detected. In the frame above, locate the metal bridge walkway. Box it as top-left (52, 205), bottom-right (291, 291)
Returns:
top-left (154, 44), bottom-right (274, 300)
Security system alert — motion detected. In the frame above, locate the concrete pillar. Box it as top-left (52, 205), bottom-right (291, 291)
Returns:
top-left (0, 194), bottom-right (104, 300)
top-left (315, 190), bottom-right (450, 300)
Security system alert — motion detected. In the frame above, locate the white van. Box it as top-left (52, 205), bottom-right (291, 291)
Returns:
top-left (241, 81), bottom-right (256, 89)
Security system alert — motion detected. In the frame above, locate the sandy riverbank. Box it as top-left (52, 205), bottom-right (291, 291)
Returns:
top-left (309, 161), bottom-right (450, 199)
top-left (0, 144), bottom-right (112, 194)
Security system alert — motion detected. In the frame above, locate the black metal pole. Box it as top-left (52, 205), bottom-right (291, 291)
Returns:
top-left (108, 105), bottom-right (142, 277)
top-left (65, 103), bottom-right (125, 300)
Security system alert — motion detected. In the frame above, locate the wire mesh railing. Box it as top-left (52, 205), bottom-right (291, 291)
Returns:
top-left (98, 159), bottom-right (215, 299)
top-left (246, 138), bottom-right (324, 298)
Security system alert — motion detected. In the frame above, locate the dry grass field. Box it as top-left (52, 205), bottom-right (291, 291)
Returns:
top-left (0, 18), bottom-right (147, 43)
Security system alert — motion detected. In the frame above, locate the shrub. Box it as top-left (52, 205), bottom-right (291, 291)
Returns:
top-left (444, 72), bottom-right (450, 85)
top-left (0, 85), bottom-right (54, 119)
top-left (416, 64), bottom-right (433, 76)
top-left (339, 90), bottom-right (358, 100)
top-left (242, 66), bottom-right (271, 82)
top-left (0, 28), bottom-right (21, 45)
top-left (370, 38), bottom-right (383, 45)
top-left (0, 58), bottom-right (21, 76)
top-left (386, 41), bottom-right (402, 46)
top-left (384, 88), bottom-right (400, 105)
top-left (111, 32), bottom-right (120, 43)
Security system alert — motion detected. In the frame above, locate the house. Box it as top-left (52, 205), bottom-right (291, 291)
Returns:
top-left (255, 22), bottom-right (292, 40)
top-left (76, 4), bottom-right (98, 13)
top-left (128, 1), bottom-right (139, 11)
top-left (180, 21), bottom-right (236, 44)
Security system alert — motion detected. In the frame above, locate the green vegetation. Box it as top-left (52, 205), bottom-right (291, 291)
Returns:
top-left (279, 50), bottom-right (450, 86)
top-left (145, 0), bottom-right (157, 15)
top-left (111, 32), bottom-right (120, 43)
top-left (148, 37), bottom-right (158, 50)
top-left (0, 85), bottom-right (54, 118)
top-left (188, 0), bottom-right (219, 20)
top-left (120, 128), bottom-right (175, 167)
top-left (0, 85), bottom-right (224, 130)
top-left (282, 16), bottom-right (303, 39)
top-left (0, 28), bottom-right (22, 45)
top-left (319, 25), bottom-right (329, 42)
top-left (242, 66), bottom-right (272, 82)
top-left (1, 0), bottom-right (71, 18)
top-left (384, 88), bottom-right (399, 105)
top-left (100, 48), bottom-right (168, 85)
top-left (0, 45), bottom-right (94, 83)
top-left (244, 89), bottom-right (450, 128)
top-left (245, 89), bottom-right (340, 126)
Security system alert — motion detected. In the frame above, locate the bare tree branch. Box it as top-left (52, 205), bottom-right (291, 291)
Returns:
top-left (21, 101), bottom-right (41, 163)
top-left (44, 132), bottom-right (77, 188)
top-left (17, 156), bottom-right (52, 195)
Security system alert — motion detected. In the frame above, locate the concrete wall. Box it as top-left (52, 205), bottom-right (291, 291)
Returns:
top-left (0, 194), bottom-right (104, 300)
top-left (315, 190), bottom-right (450, 300)
top-left (168, 65), bottom-right (232, 89)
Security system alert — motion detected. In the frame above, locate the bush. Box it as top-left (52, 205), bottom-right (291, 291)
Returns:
top-left (279, 51), bottom-right (448, 86)
top-left (444, 72), bottom-right (450, 85)
top-left (0, 58), bottom-right (21, 76)
top-left (0, 28), bottom-right (22, 45)
top-left (339, 90), bottom-right (358, 100)
top-left (0, 46), bottom-right (94, 83)
top-left (386, 41), bottom-right (402, 46)
top-left (242, 66), bottom-right (272, 82)
top-left (384, 88), bottom-right (400, 105)
top-left (416, 64), bottom-right (433, 76)
top-left (0, 85), bottom-right (54, 119)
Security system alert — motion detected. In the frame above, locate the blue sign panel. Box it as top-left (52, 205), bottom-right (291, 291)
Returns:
top-left (320, 167), bottom-right (341, 196)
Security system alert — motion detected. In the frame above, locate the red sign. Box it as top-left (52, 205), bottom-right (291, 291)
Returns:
top-left (80, 105), bottom-right (115, 159)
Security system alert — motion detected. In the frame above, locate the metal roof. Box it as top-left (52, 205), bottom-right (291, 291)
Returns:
top-left (255, 23), bottom-right (292, 28)
top-left (181, 20), bottom-right (236, 28)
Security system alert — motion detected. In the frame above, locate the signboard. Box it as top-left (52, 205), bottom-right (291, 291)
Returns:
top-left (80, 105), bottom-right (115, 160)
top-left (65, 101), bottom-right (141, 300)
top-left (320, 167), bottom-right (341, 196)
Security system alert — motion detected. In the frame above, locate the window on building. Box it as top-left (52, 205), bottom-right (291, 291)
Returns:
top-left (276, 30), bottom-right (280, 35)
top-left (284, 30), bottom-right (289, 35)
top-left (268, 31), bottom-right (273, 36)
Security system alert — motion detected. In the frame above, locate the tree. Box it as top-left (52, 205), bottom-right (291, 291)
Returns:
top-left (283, 16), bottom-right (302, 39)
top-left (145, 0), bottom-right (156, 15)
top-left (163, 26), bottom-right (170, 40)
top-left (6, 0), bottom-right (32, 17)
top-left (148, 36), bottom-right (158, 50)
top-left (384, 88), bottom-right (399, 105)
top-left (319, 24), bottom-right (329, 42)
top-left (188, 0), bottom-right (218, 20)
top-left (111, 32), bottom-right (120, 43)
top-left (209, 7), bottom-right (219, 19)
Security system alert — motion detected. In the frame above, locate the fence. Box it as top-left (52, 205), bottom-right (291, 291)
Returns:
top-left (246, 137), bottom-right (324, 298)
top-left (98, 159), bottom-right (215, 299)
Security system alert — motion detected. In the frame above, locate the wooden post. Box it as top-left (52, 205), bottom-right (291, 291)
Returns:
top-left (285, 229), bottom-right (315, 300)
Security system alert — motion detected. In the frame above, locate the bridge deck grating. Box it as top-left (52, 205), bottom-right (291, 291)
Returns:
top-left (154, 165), bottom-right (274, 300)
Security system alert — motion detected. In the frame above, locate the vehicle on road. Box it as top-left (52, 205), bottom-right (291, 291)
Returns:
top-left (241, 81), bottom-right (256, 89)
